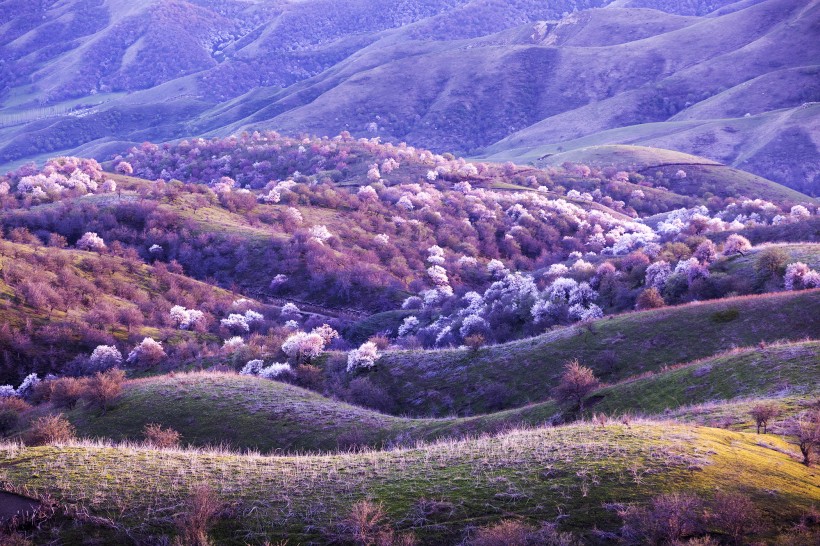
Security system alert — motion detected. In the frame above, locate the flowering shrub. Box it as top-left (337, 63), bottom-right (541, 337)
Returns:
top-left (170, 306), bottom-right (206, 330)
top-left (126, 338), bottom-right (166, 367)
top-left (239, 359), bottom-right (265, 375)
top-left (16, 373), bottom-right (40, 399)
top-left (784, 262), bottom-right (820, 290)
top-left (76, 232), bottom-right (106, 251)
top-left (258, 363), bottom-right (292, 379)
top-left (89, 345), bottom-right (123, 372)
top-left (282, 332), bottom-right (326, 362)
top-left (347, 341), bottom-right (380, 372)
top-left (222, 336), bottom-right (246, 352)
top-left (723, 234), bottom-right (752, 256)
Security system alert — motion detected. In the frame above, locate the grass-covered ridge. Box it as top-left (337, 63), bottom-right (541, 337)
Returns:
top-left (589, 340), bottom-right (820, 416)
top-left (60, 341), bottom-right (818, 453)
top-left (529, 145), bottom-right (813, 203)
top-left (368, 290), bottom-right (820, 415)
top-left (1, 423), bottom-right (816, 544)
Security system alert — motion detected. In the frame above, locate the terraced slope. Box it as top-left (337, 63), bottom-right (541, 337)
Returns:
top-left (2, 424), bottom-right (817, 544)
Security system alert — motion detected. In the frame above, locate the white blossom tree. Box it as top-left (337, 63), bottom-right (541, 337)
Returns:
top-left (723, 234), bottom-right (752, 256)
top-left (89, 345), bottom-right (123, 371)
top-left (126, 338), bottom-right (166, 367)
top-left (347, 341), bottom-right (380, 372)
top-left (281, 332), bottom-right (326, 363)
top-left (76, 232), bottom-right (106, 251)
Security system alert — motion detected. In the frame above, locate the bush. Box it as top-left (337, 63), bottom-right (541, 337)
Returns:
top-left (0, 409), bottom-right (20, 436)
top-left (292, 364), bottom-right (326, 392)
top-left (126, 338), bottom-right (166, 368)
top-left (553, 359), bottom-right (599, 412)
top-left (347, 341), bottom-right (380, 372)
top-left (464, 333), bottom-right (486, 352)
top-left (49, 377), bottom-right (88, 409)
top-left (143, 423), bottom-right (181, 448)
top-left (84, 368), bottom-right (125, 413)
top-left (755, 247), bottom-right (789, 278)
top-left (27, 414), bottom-right (76, 446)
top-left (466, 520), bottom-right (579, 546)
top-left (0, 397), bottom-right (32, 414)
top-left (88, 345), bottom-right (123, 372)
top-left (636, 287), bottom-right (664, 310)
top-left (618, 493), bottom-right (705, 544)
top-left (710, 492), bottom-right (762, 545)
top-left (337, 500), bottom-right (417, 546)
top-left (174, 485), bottom-right (220, 546)
top-left (367, 334), bottom-right (390, 350)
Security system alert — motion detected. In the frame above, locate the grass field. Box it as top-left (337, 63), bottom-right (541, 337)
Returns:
top-left (710, 243), bottom-right (820, 290)
top-left (2, 421), bottom-right (818, 544)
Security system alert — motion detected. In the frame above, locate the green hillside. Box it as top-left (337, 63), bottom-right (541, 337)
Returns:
top-left (367, 290), bottom-right (820, 415)
top-left (2, 423), bottom-right (816, 544)
top-left (56, 341), bottom-right (818, 453)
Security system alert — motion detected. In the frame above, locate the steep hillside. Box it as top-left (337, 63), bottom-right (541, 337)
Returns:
top-left (2, 423), bottom-right (817, 544)
top-left (0, 238), bottom-right (265, 382)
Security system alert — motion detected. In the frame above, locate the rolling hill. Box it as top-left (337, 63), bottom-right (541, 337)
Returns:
top-left (365, 290), bottom-right (820, 415)
top-left (501, 144), bottom-right (814, 203)
top-left (1, 0), bottom-right (818, 195)
top-left (1, 422), bottom-right (816, 544)
top-left (44, 340), bottom-right (818, 453)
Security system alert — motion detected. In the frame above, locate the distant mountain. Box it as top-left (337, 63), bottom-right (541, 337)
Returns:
top-left (1, 0), bottom-right (818, 195)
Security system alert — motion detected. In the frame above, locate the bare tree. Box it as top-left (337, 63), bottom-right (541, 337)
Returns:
top-left (785, 409), bottom-right (820, 466)
top-left (749, 403), bottom-right (781, 434)
top-left (553, 359), bottom-right (600, 412)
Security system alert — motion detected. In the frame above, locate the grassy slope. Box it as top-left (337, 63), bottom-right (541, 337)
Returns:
top-left (589, 341), bottom-right (820, 416)
top-left (369, 290), bottom-right (820, 415)
top-left (2, 424), bottom-right (817, 544)
top-left (710, 243), bottom-right (820, 287)
top-left (62, 341), bottom-right (818, 453)
top-left (529, 145), bottom-right (812, 203)
top-left (66, 373), bottom-right (411, 453)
